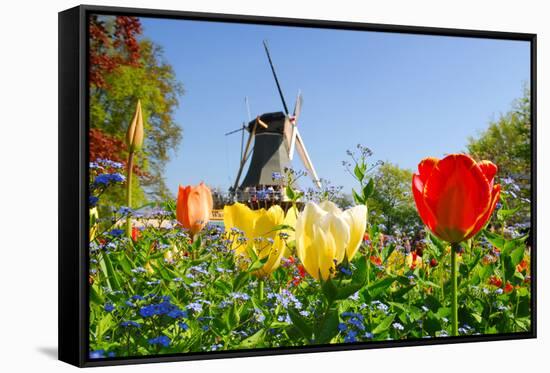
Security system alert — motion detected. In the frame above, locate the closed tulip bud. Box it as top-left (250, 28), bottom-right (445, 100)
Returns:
top-left (412, 154), bottom-right (500, 244)
top-left (176, 183), bottom-right (213, 236)
top-left (126, 100), bottom-right (144, 152)
top-left (223, 202), bottom-right (297, 277)
top-left (295, 201), bottom-right (367, 280)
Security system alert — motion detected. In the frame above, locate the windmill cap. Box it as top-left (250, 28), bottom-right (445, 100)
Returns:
top-left (247, 111), bottom-right (287, 134)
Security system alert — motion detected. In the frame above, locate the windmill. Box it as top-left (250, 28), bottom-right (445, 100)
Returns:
top-left (226, 41), bottom-right (321, 207)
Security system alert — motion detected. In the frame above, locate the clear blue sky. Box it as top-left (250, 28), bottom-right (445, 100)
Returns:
top-left (139, 17), bottom-right (530, 195)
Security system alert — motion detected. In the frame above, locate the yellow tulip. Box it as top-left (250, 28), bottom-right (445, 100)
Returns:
top-left (223, 202), bottom-right (297, 277)
top-left (126, 100), bottom-right (144, 152)
top-left (295, 201), bottom-right (368, 280)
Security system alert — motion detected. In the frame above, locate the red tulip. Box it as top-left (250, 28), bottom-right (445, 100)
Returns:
top-left (489, 275), bottom-right (503, 288)
top-left (504, 281), bottom-right (514, 294)
top-left (370, 255), bottom-right (382, 266)
top-left (176, 183), bottom-right (213, 235)
top-left (412, 154), bottom-right (501, 243)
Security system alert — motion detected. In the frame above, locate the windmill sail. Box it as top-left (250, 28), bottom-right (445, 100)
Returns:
top-left (263, 40), bottom-right (289, 115)
top-left (295, 130), bottom-right (321, 188)
top-left (232, 120), bottom-right (258, 193)
top-left (288, 92), bottom-right (302, 161)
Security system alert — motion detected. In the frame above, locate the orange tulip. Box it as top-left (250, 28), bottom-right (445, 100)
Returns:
top-left (176, 183), bottom-right (213, 235)
top-left (412, 154), bottom-right (501, 243)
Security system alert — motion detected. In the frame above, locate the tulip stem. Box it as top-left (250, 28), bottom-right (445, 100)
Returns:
top-left (258, 279), bottom-right (264, 300)
top-left (190, 234), bottom-right (197, 260)
top-left (126, 151), bottom-right (134, 238)
top-left (366, 255), bottom-right (371, 286)
top-left (450, 243), bottom-right (459, 336)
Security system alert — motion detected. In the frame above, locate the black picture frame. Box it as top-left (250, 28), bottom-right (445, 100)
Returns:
top-left (58, 4), bottom-right (537, 367)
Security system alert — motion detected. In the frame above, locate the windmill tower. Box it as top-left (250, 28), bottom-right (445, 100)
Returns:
top-left (226, 41), bottom-right (321, 208)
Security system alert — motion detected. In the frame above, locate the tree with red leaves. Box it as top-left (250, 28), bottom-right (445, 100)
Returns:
top-left (89, 15), bottom-right (142, 88)
top-left (89, 15), bottom-right (183, 203)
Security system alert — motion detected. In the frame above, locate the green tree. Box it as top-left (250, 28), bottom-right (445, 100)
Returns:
top-left (90, 15), bottom-right (184, 205)
top-left (467, 88), bottom-right (531, 227)
top-left (368, 162), bottom-right (421, 234)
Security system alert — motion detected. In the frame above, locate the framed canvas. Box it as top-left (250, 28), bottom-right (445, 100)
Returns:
top-left (58, 4), bottom-right (537, 367)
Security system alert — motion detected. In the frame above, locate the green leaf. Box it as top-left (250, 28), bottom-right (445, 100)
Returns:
top-left (502, 236), bottom-right (527, 257)
top-left (352, 188), bottom-right (364, 204)
top-left (363, 178), bottom-right (375, 199)
top-left (435, 307), bottom-right (451, 319)
top-left (333, 258), bottom-right (368, 300)
top-left (367, 276), bottom-right (397, 298)
top-left (315, 306), bottom-right (339, 344)
top-left (504, 244), bottom-right (525, 281)
top-left (214, 280), bottom-right (231, 294)
top-left (232, 271), bottom-right (250, 291)
top-left (423, 313), bottom-right (442, 334)
top-left (321, 277), bottom-right (339, 304)
top-left (392, 284), bottom-right (415, 300)
top-left (472, 313), bottom-right (483, 323)
top-left (266, 224), bottom-right (295, 234)
top-left (100, 253), bottom-right (121, 291)
top-left (388, 302), bottom-right (422, 321)
top-left (246, 245), bottom-right (258, 262)
top-left (118, 254), bottom-right (135, 275)
top-left (152, 260), bottom-right (175, 281)
top-left (427, 232), bottom-right (445, 257)
top-left (247, 255), bottom-right (269, 273)
top-left (191, 235), bottom-right (202, 251)
top-left (509, 245), bottom-right (525, 268)
top-left (354, 164), bottom-right (365, 182)
top-left (466, 250), bottom-right (483, 277)
top-left (96, 313), bottom-right (113, 341)
top-left (288, 308), bottom-right (313, 340)
top-left (477, 263), bottom-right (494, 283)
top-left (285, 185), bottom-right (296, 201)
top-left (483, 230), bottom-right (506, 250)
top-left (225, 303), bottom-right (241, 330)
top-left (372, 314), bottom-right (395, 334)
top-left (90, 284), bottom-right (104, 305)
top-left (497, 206), bottom-right (520, 221)
top-left (239, 329), bottom-right (265, 349)
top-left (160, 200), bottom-right (176, 216)
top-left (188, 253), bottom-right (213, 266)
top-left (504, 257), bottom-right (515, 285)
top-left (416, 278), bottom-right (441, 289)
